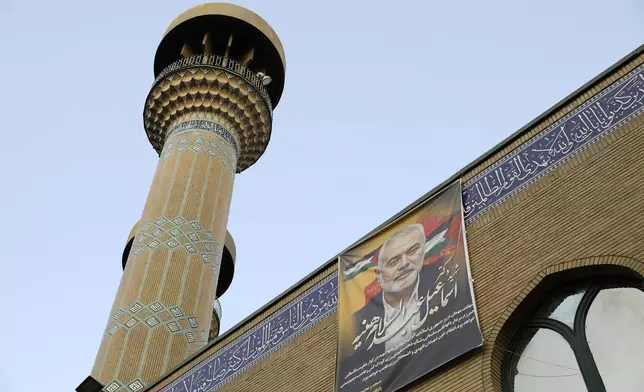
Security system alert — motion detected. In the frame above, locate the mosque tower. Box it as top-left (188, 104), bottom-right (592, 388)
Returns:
top-left (77, 3), bottom-right (285, 391)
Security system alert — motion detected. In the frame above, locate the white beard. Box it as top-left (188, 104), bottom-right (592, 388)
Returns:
top-left (379, 269), bottom-right (419, 298)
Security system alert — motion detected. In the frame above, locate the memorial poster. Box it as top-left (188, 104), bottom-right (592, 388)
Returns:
top-left (336, 181), bottom-right (483, 392)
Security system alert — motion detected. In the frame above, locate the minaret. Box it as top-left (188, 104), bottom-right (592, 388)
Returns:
top-left (78, 3), bottom-right (285, 392)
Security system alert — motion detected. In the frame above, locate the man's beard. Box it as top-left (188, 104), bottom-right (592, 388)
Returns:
top-left (379, 265), bottom-right (420, 295)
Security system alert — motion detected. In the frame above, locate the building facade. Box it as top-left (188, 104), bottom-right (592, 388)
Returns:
top-left (79, 3), bottom-right (644, 392)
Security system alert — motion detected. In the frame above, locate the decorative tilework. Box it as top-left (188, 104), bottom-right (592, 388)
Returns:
top-left (145, 316), bottom-right (160, 327)
top-left (463, 65), bottom-right (644, 223)
top-left (159, 64), bottom-right (644, 392)
top-left (125, 318), bottom-right (138, 328)
top-left (145, 60), bottom-right (271, 170)
top-left (160, 126), bottom-right (237, 177)
top-left (104, 301), bottom-right (206, 350)
top-left (185, 332), bottom-right (195, 343)
top-left (154, 55), bottom-right (273, 112)
top-left (160, 273), bottom-right (338, 392)
top-left (158, 311), bottom-right (172, 322)
top-left (168, 119), bottom-right (239, 158)
top-left (128, 380), bottom-right (144, 391)
top-left (129, 217), bottom-right (218, 267)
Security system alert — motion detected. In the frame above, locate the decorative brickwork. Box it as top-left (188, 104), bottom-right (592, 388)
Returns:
top-left (130, 217), bottom-right (220, 265)
top-left (92, 125), bottom-right (238, 390)
top-left (105, 301), bottom-right (206, 350)
top-left (144, 64), bottom-right (272, 172)
top-left (167, 119), bottom-right (239, 159)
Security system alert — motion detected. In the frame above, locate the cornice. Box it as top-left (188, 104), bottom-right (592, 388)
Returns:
top-left (144, 55), bottom-right (273, 172)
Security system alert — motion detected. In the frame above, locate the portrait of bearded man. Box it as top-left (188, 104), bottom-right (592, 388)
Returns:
top-left (336, 183), bottom-right (483, 392)
top-left (345, 221), bottom-right (476, 391)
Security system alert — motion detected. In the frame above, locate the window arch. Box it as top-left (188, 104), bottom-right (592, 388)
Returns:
top-left (502, 275), bottom-right (644, 392)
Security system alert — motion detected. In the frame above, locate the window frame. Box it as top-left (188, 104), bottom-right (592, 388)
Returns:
top-left (502, 278), bottom-right (644, 392)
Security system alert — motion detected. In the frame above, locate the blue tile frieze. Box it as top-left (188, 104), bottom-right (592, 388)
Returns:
top-left (160, 272), bottom-right (338, 392)
top-left (158, 64), bottom-right (643, 392)
top-left (167, 119), bottom-right (239, 158)
top-left (463, 64), bottom-right (644, 223)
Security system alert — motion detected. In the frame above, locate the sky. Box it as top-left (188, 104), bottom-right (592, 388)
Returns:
top-left (0, 0), bottom-right (641, 391)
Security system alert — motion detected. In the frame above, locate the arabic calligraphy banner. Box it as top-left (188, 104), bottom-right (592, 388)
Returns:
top-left (335, 181), bottom-right (483, 392)
top-left (463, 65), bottom-right (644, 222)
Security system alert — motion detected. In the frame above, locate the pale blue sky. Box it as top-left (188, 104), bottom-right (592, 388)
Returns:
top-left (0, 0), bottom-right (642, 390)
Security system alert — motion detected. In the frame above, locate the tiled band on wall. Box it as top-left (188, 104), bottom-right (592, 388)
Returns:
top-left (161, 273), bottom-right (338, 392)
top-left (463, 64), bottom-right (644, 223)
top-left (159, 64), bottom-right (644, 392)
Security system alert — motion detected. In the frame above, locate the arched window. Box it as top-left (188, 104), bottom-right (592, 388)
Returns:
top-left (502, 277), bottom-right (644, 392)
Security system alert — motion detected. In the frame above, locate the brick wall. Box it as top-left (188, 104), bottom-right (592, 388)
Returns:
top-left (147, 51), bottom-right (644, 392)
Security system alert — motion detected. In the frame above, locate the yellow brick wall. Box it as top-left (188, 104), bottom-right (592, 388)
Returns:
top-left (147, 51), bottom-right (644, 392)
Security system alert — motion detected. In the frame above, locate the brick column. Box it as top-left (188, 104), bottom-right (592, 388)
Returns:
top-left (91, 118), bottom-right (237, 390)
top-left (90, 54), bottom-right (276, 391)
